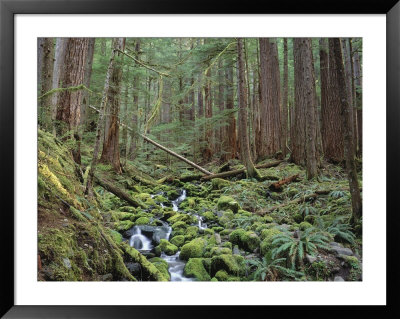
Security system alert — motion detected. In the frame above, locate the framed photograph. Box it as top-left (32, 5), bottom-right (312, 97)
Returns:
top-left (1, 0), bottom-right (398, 317)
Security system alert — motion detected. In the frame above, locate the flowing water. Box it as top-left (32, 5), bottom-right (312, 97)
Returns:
top-left (128, 189), bottom-right (196, 281)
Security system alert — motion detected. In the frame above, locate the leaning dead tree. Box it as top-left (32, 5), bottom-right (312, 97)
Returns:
top-left (87, 105), bottom-right (213, 176)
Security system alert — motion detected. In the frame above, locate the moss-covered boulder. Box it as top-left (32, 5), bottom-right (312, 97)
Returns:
top-left (229, 229), bottom-right (260, 252)
top-left (217, 196), bottom-right (240, 214)
top-left (218, 210), bottom-right (235, 227)
top-left (210, 254), bottom-right (245, 277)
top-left (183, 258), bottom-right (211, 281)
top-left (115, 220), bottom-right (134, 232)
top-left (212, 178), bottom-right (231, 190)
top-left (210, 247), bottom-right (232, 257)
top-left (155, 239), bottom-right (178, 256)
top-left (214, 270), bottom-right (240, 281)
top-left (299, 221), bottom-right (313, 230)
top-left (260, 228), bottom-right (282, 258)
top-left (170, 235), bottom-right (185, 247)
top-left (135, 217), bottom-right (150, 225)
top-left (180, 238), bottom-right (206, 261)
top-left (149, 257), bottom-right (170, 281)
top-left (184, 226), bottom-right (199, 241)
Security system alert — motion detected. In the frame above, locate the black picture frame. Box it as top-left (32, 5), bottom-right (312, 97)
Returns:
top-left (1, 0), bottom-right (399, 317)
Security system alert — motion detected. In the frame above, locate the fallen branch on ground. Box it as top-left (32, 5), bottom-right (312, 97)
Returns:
top-left (94, 175), bottom-right (146, 208)
top-left (269, 174), bottom-right (300, 192)
top-left (200, 160), bottom-right (284, 181)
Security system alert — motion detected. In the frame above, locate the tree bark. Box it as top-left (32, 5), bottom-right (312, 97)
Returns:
top-left (100, 38), bottom-right (125, 173)
top-left (353, 43), bottom-right (363, 157)
top-left (282, 38), bottom-right (289, 157)
top-left (38, 38), bottom-right (54, 131)
top-left (269, 174), bottom-right (300, 192)
top-left (56, 38), bottom-right (90, 164)
top-left (237, 38), bottom-right (260, 179)
top-left (258, 38), bottom-right (282, 160)
top-left (331, 38), bottom-right (362, 226)
top-left (85, 40), bottom-right (119, 197)
top-left (292, 38), bottom-right (318, 179)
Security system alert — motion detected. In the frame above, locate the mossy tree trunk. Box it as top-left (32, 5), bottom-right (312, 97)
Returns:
top-left (56, 38), bottom-right (90, 164)
top-left (38, 38), bottom-right (55, 131)
top-left (331, 38), bottom-right (362, 226)
top-left (237, 38), bottom-right (260, 180)
top-left (100, 38), bottom-right (125, 173)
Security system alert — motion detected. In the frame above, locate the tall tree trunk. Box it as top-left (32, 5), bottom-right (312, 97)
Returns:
top-left (331, 38), bottom-right (362, 226)
top-left (237, 38), bottom-right (260, 179)
top-left (81, 38), bottom-right (95, 129)
top-left (38, 38), bottom-right (54, 131)
top-left (56, 38), bottom-right (90, 164)
top-left (292, 38), bottom-right (318, 179)
top-left (258, 38), bottom-right (281, 160)
top-left (342, 39), bottom-right (357, 156)
top-left (85, 39), bottom-right (119, 197)
top-left (282, 38), bottom-right (289, 158)
top-left (128, 40), bottom-right (141, 160)
top-left (320, 39), bottom-right (345, 163)
top-left (221, 60), bottom-right (237, 161)
top-left (353, 43), bottom-right (363, 157)
top-left (100, 38), bottom-right (125, 173)
top-left (121, 66), bottom-right (129, 162)
top-left (204, 66), bottom-right (213, 162)
top-left (51, 38), bottom-right (68, 136)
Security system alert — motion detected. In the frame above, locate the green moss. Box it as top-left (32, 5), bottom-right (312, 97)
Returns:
top-left (155, 239), bottom-right (178, 256)
top-left (210, 247), bottom-right (232, 257)
top-left (263, 215), bottom-right (274, 223)
top-left (180, 238), bottom-right (206, 261)
top-left (217, 196), bottom-right (240, 214)
top-left (222, 242), bottom-right (232, 250)
top-left (299, 221), bottom-right (313, 230)
top-left (171, 221), bottom-right (188, 231)
top-left (212, 178), bottom-right (231, 190)
top-left (185, 226), bottom-right (199, 240)
top-left (202, 211), bottom-right (216, 222)
top-left (168, 213), bottom-right (194, 224)
top-left (108, 229), bottom-right (123, 244)
top-left (212, 226), bottom-right (224, 233)
top-left (170, 235), bottom-right (185, 247)
top-left (204, 228), bottom-right (214, 236)
top-left (121, 243), bottom-right (168, 281)
top-left (135, 217), bottom-right (150, 225)
top-left (219, 210), bottom-right (235, 227)
top-left (214, 269), bottom-right (229, 281)
top-left (111, 211), bottom-right (136, 222)
top-left (183, 258), bottom-right (211, 281)
top-left (260, 228), bottom-right (282, 258)
top-left (210, 254), bottom-right (245, 277)
top-left (229, 229), bottom-right (260, 252)
top-left (114, 220), bottom-right (134, 231)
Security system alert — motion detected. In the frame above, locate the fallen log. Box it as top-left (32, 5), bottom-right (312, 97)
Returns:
top-left (88, 105), bottom-right (212, 176)
top-left (200, 160), bottom-right (284, 181)
top-left (269, 174), bottom-right (300, 192)
top-left (258, 189), bottom-right (331, 216)
top-left (94, 175), bottom-right (146, 208)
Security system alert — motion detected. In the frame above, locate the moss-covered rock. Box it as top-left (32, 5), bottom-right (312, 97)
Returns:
top-left (293, 213), bottom-right (304, 223)
top-left (135, 217), bottom-right (150, 225)
top-left (219, 210), bottom-right (235, 227)
top-left (210, 254), bottom-right (245, 277)
top-left (202, 211), bottom-right (216, 222)
top-left (115, 220), bottom-right (134, 232)
top-left (180, 238), bottom-right (206, 261)
top-left (183, 258), bottom-right (211, 281)
top-left (212, 178), bottom-right (231, 190)
top-left (214, 270), bottom-right (240, 281)
top-left (149, 257), bottom-right (170, 281)
top-left (217, 196), bottom-right (240, 214)
top-left (299, 221), bottom-right (313, 230)
top-left (170, 235), bottom-right (185, 247)
top-left (229, 229), bottom-right (260, 252)
top-left (111, 211), bottom-right (136, 222)
top-left (155, 239), bottom-right (178, 256)
top-left (210, 247), bottom-right (232, 257)
top-left (260, 228), bottom-right (282, 258)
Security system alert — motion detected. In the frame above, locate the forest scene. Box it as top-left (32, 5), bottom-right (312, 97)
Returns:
top-left (37, 37), bottom-right (362, 282)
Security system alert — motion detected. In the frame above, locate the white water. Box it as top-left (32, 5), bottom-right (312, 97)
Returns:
top-left (129, 226), bottom-right (153, 251)
top-left (161, 252), bottom-right (193, 281)
top-left (172, 190), bottom-right (187, 212)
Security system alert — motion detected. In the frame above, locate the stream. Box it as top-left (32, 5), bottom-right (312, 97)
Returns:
top-left (125, 189), bottom-right (207, 281)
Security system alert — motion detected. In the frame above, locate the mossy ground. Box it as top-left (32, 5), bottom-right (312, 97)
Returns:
top-left (38, 130), bottom-right (362, 282)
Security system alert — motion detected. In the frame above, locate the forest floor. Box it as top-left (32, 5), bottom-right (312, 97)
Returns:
top-left (37, 130), bottom-right (362, 282)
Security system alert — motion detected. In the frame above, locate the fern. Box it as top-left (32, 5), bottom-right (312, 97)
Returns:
top-left (271, 228), bottom-right (331, 270)
top-left (246, 257), bottom-right (304, 281)
top-left (314, 216), bottom-right (356, 245)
